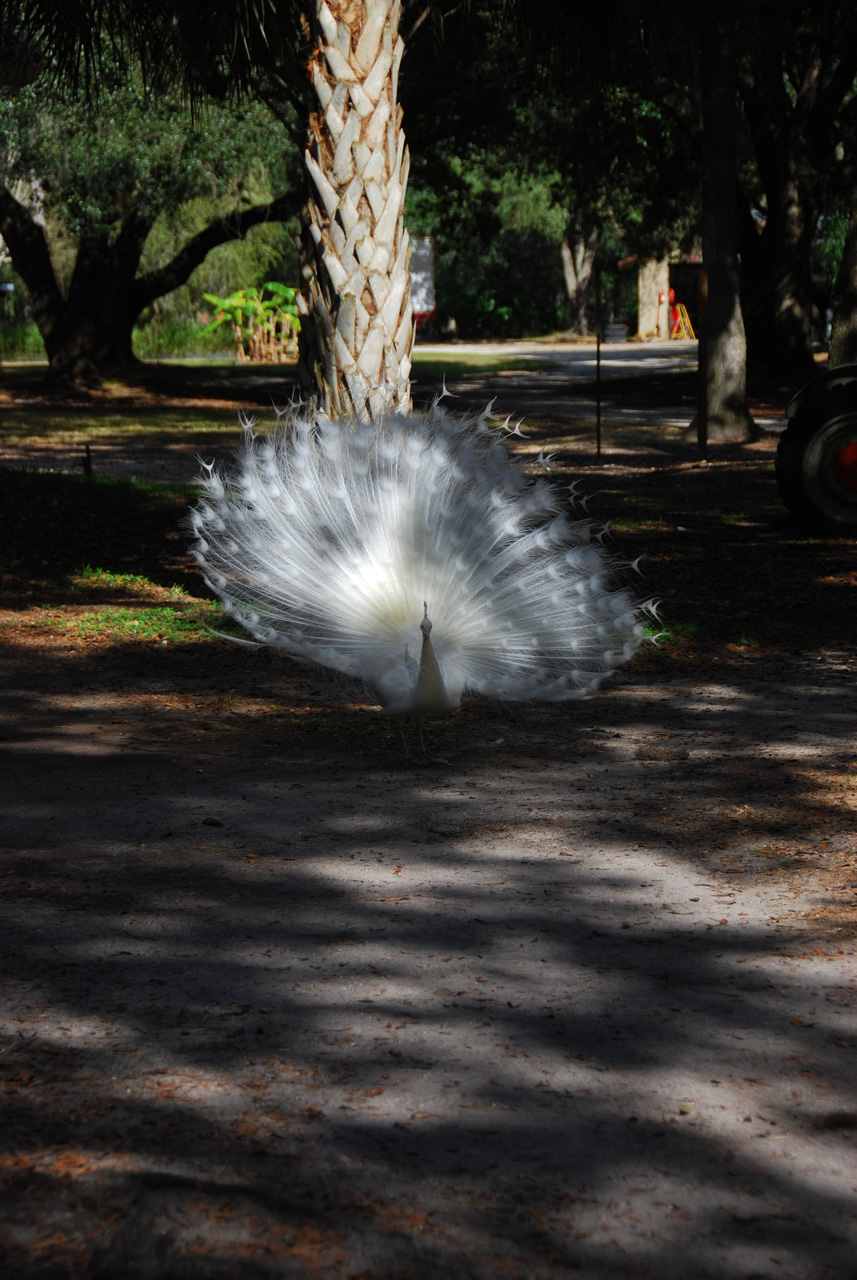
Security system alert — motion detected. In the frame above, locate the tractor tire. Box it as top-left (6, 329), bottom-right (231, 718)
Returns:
top-left (775, 390), bottom-right (857, 534)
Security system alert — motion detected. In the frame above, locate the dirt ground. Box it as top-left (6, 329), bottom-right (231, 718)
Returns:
top-left (1, 360), bottom-right (856, 1279)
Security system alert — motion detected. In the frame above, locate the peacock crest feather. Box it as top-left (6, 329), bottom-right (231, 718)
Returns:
top-left (189, 403), bottom-right (652, 717)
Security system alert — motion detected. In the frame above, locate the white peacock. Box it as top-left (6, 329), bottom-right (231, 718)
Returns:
top-left (189, 402), bottom-right (653, 750)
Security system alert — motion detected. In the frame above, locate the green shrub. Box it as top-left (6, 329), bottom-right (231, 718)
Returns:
top-left (132, 316), bottom-right (234, 359)
top-left (0, 321), bottom-right (46, 359)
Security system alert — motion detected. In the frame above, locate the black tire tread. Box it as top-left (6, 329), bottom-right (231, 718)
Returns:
top-left (775, 388), bottom-right (857, 533)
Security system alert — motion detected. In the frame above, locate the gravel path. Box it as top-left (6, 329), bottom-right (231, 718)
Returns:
top-left (1, 360), bottom-right (855, 1277)
top-left (2, 637), bottom-right (856, 1278)
top-left (0, 345), bottom-right (784, 484)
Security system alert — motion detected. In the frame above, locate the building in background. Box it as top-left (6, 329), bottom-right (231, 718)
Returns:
top-left (410, 235), bottom-right (436, 337)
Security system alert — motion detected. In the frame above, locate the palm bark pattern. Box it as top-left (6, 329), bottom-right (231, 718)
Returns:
top-left (298, 0), bottom-right (414, 420)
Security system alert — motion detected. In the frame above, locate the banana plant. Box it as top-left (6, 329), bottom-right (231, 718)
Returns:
top-left (202, 282), bottom-right (300, 363)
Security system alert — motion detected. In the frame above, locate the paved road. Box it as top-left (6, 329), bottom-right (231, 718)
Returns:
top-left (417, 338), bottom-right (699, 382)
top-left (413, 340), bottom-right (784, 441)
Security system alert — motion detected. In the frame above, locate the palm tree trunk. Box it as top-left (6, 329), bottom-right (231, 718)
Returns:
top-left (298, 0), bottom-right (414, 420)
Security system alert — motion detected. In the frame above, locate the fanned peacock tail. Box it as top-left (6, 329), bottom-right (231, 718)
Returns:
top-left (298, 0), bottom-right (413, 422)
top-left (190, 405), bottom-right (653, 715)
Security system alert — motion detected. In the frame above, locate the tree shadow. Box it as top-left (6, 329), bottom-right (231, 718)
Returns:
top-left (2, 634), bottom-right (856, 1277)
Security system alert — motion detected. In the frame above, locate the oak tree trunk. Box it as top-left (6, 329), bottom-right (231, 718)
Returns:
top-left (560, 229), bottom-right (596, 335)
top-left (0, 187), bottom-right (149, 379)
top-left (700, 6), bottom-right (756, 442)
top-left (0, 182), bottom-right (295, 380)
top-left (829, 196), bottom-right (857, 368)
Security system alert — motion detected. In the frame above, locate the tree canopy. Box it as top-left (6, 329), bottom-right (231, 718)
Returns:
top-left (0, 45), bottom-right (301, 375)
top-left (3, 0), bottom-right (857, 385)
top-left (402, 4), bottom-right (699, 338)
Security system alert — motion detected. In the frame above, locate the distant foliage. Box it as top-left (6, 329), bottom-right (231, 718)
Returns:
top-left (133, 201), bottom-right (300, 359)
top-left (131, 316), bottom-right (232, 360)
top-left (815, 198), bottom-right (850, 295)
top-left (0, 318), bottom-right (45, 357)
top-left (407, 156), bottom-right (570, 339)
top-left (0, 247), bottom-right (44, 355)
top-left (0, 47), bottom-right (301, 367)
top-left (402, 7), bottom-right (700, 342)
top-left (0, 57), bottom-right (295, 234)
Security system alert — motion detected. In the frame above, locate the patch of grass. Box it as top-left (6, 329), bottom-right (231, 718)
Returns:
top-left (0, 322), bottom-right (45, 359)
top-left (59, 602), bottom-right (224, 643)
top-left (0, 406), bottom-right (243, 445)
top-left (411, 351), bottom-right (547, 381)
top-left (7, 599), bottom-right (241, 645)
top-left (76, 565), bottom-right (189, 598)
top-left (645, 620), bottom-right (701, 645)
top-left (2, 549), bottom-right (248, 646)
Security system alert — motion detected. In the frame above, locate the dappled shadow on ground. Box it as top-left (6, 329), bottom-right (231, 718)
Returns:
top-left (2, 634), bottom-right (856, 1279)
top-left (1, 365), bottom-right (855, 1276)
top-left (0, 356), bottom-right (792, 482)
top-left (0, 361), bottom-right (301, 409)
top-left (583, 462), bottom-right (857, 654)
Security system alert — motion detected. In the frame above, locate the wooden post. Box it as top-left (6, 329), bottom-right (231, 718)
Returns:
top-left (697, 267), bottom-right (709, 461)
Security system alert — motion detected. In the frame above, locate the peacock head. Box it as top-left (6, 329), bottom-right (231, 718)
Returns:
top-left (420, 602), bottom-right (432, 640)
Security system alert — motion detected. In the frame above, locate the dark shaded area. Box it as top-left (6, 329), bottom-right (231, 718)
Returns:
top-left (1, 361), bottom-right (855, 1277)
top-left (591, 461), bottom-right (857, 651)
top-left (0, 468), bottom-right (194, 589)
top-left (1, 633), bottom-right (856, 1278)
top-left (0, 360), bottom-right (301, 406)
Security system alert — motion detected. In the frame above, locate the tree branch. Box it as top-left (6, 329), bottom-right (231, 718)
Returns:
top-left (0, 184), bottom-right (62, 306)
top-left (130, 193), bottom-right (297, 311)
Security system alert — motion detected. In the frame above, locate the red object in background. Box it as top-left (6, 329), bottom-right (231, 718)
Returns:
top-left (411, 237), bottom-right (436, 334)
top-left (833, 441), bottom-right (857, 494)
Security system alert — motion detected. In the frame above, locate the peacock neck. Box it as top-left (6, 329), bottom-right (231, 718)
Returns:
top-left (412, 608), bottom-right (458, 716)
top-left (415, 629), bottom-right (446, 707)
